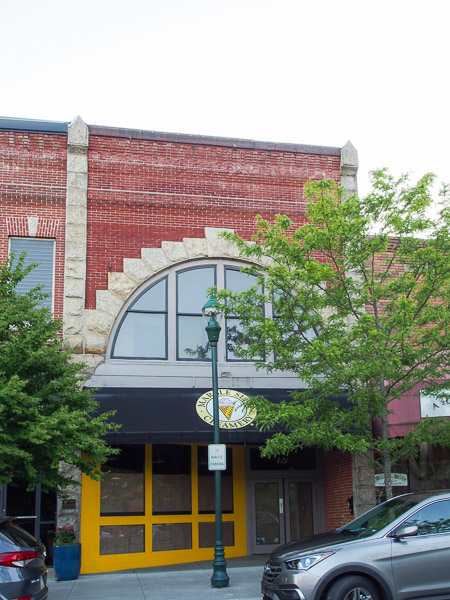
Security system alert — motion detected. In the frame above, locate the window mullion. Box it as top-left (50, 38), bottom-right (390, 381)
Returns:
top-left (167, 269), bottom-right (176, 361)
top-left (216, 263), bottom-right (226, 363)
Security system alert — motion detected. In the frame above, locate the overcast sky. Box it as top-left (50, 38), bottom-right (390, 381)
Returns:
top-left (2, 0), bottom-right (449, 198)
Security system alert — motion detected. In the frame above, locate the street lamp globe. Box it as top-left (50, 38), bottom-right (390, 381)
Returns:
top-left (202, 294), bottom-right (222, 345)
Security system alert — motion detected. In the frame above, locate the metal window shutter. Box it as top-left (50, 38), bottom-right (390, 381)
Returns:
top-left (10, 239), bottom-right (55, 310)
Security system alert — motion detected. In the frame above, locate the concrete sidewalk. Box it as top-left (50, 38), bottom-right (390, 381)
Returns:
top-left (47, 556), bottom-right (266, 600)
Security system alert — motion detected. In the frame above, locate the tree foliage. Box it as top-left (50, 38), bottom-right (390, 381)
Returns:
top-left (217, 170), bottom-right (450, 499)
top-left (0, 254), bottom-right (118, 491)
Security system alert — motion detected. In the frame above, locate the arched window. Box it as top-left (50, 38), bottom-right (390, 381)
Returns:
top-left (110, 261), bottom-right (262, 362)
top-left (113, 277), bottom-right (168, 359)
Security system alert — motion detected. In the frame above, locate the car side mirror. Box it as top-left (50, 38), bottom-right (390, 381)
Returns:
top-left (391, 524), bottom-right (419, 539)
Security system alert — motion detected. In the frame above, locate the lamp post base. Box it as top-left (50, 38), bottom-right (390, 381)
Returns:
top-left (211, 544), bottom-right (229, 588)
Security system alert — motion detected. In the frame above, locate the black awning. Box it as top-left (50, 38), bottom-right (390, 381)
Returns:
top-left (94, 387), bottom-right (294, 445)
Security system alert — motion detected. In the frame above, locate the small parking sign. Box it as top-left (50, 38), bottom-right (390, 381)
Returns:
top-left (208, 444), bottom-right (227, 470)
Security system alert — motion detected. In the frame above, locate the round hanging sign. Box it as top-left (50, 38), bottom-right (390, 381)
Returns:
top-left (196, 389), bottom-right (257, 429)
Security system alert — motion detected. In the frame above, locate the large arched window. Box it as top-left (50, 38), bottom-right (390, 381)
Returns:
top-left (111, 261), bottom-right (262, 362)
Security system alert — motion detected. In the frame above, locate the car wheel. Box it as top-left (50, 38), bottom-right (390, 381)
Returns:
top-left (326, 575), bottom-right (380, 600)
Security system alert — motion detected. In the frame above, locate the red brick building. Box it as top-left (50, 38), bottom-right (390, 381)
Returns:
top-left (1, 115), bottom-right (362, 572)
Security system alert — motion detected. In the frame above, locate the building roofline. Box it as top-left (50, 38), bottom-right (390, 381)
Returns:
top-left (0, 117), bottom-right (68, 135)
top-left (88, 124), bottom-right (342, 156)
top-left (0, 116), bottom-right (342, 156)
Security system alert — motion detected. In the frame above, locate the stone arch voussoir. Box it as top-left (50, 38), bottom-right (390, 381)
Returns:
top-left (84, 227), bottom-right (247, 356)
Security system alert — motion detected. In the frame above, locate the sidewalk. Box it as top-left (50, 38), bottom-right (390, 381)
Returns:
top-left (47, 556), bottom-right (266, 600)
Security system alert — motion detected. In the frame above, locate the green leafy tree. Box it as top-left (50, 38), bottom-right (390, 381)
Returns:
top-left (0, 254), bottom-right (118, 491)
top-left (218, 170), bottom-right (450, 500)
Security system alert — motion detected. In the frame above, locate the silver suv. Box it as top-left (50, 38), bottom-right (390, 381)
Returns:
top-left (261, 490), bottom-right (450, 600)
top-left (0, 517), bottom-right (48, 600)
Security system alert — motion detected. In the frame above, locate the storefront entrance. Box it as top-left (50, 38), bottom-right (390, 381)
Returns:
top-left (79, 441), bottom-right (324, 573)
top-left (246, 446), bottom-right (323, 554)
top-left (250, 479), bottom-right (316, 553)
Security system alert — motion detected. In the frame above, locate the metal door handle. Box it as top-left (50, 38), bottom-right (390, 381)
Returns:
top-left (279, 498), bottom-right (284, 514)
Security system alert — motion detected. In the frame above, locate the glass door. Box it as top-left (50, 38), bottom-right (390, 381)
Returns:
top-left (285, 480), bottom-right (314, 541)
top-left (252, 480), bottom-right (285, 553)
top-left (250, 479), bottom-right (315, 554)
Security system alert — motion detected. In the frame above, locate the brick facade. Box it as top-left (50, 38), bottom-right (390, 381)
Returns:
top-left (85, 131), bottom-right (341, 309)
top-left (1, 117), bottom-right (364, 568)
top-left (0, 130), bottom-right (67, 320)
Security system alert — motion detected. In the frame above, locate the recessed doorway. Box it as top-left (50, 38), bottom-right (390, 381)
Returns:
top-left (250, 478), bottom-right (316, 554)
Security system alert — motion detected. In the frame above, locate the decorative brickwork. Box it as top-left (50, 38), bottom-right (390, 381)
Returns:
top-left (85, 131), bottom-right (343, 309)
top-left (83, 226), bottom-right (241, 356)
top-left (74, 123), bottom-right (347, 366)
top-left (6, 216), bottom-right (60, 238)
top-left (6, 217), bottom-right (28, 236)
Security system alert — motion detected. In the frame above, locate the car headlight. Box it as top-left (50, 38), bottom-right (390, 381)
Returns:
top-left (285, 552), bottom-right (334, 570)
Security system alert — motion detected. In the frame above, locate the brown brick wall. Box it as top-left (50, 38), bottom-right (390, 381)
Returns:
top-left (0, 131), bottom-right (67, 320)
top-left (85, 134), bottom-right (341, 308)
top-left (323, 450), bottom-right (353, 530)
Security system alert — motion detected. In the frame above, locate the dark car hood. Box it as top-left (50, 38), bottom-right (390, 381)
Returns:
top-left (269, 530), bottom-right (364, 560)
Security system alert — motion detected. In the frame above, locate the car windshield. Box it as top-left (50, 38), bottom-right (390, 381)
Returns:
top-left (340, 496), bottom-right (421, 539)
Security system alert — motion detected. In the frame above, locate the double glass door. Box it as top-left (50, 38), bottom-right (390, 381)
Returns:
top-left (251, 479), bottom-right (315, 553)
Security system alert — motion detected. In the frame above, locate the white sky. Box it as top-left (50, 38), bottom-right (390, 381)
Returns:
top-left (2, 0), bottom-right (449, 198)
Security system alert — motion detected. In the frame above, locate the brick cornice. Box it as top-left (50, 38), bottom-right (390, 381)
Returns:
top-left (88, 124), bottom-right (342, 157)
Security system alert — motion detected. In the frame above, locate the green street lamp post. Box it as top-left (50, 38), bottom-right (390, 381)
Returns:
top-left (202, 294), bottom-right (230, 588)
